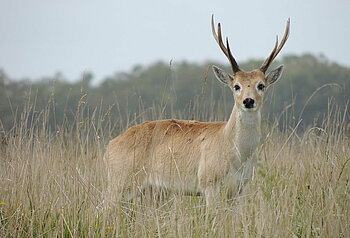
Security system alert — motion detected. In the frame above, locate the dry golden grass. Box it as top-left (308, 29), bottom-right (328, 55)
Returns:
top-left (0, 99), bottom-right (349, 237)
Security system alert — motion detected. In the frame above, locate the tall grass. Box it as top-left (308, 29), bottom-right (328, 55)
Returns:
top-left (0, 89), bottom-right (349, 237)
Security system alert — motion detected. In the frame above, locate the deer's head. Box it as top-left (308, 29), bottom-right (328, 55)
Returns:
top-left (211, 16), bottom-right (290, 112)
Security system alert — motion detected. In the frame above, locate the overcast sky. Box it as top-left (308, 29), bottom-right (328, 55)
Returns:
top-left (0, 0), bottom-right (349, 82)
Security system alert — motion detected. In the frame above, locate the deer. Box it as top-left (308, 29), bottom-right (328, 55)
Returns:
top-left (104, 15), bottom-right (290, 207)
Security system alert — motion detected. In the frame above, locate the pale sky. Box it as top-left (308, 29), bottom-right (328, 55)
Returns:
top-left (0, 0), bottom-right (349, 82)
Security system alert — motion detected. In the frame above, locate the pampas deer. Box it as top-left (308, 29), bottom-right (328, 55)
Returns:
top-left (105, 16), bottom-right (290, 207)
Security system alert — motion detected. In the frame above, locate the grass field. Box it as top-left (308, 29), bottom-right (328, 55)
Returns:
top-left (0, 98), bottom-right (349, 237)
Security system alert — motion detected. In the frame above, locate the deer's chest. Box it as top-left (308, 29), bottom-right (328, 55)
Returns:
top-left (233, 128), bottom-right (259, 161)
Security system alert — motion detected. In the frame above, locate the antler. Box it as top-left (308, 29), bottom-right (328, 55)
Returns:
top-left (260, 18), bottom-right (290, 73)
top-left (211, 15), bottom-right (240, 74)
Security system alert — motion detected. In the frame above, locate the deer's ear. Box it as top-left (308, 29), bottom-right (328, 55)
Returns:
top-left (266, 65), bottom-right (284, 86)
top-left (212, 65), bottom-right (232, 85)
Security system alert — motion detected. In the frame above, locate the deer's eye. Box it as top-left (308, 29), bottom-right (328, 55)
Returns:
top-left (234, 85), bottom-right (241, 91)
top-left (257, 83), bottom-right (265, 91)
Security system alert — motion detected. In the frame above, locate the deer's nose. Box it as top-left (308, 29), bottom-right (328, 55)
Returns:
top-left (243, 98), bottom-right (255, 108)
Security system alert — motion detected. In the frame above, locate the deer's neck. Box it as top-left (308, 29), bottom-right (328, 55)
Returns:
top-left (223, 105), bottom-right (261, 158)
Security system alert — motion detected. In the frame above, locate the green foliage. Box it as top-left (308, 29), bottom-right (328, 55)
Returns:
top-left (0, 54), bottom-right (349, 134)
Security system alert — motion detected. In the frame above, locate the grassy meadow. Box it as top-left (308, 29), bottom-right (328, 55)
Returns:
top-left (0, 93), bottom-right (349, 237)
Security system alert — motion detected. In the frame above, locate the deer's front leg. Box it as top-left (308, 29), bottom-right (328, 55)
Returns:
top-left (198, 159), bottom-right (222, 208)
top-left (204, 184), bottom-right (220, 207)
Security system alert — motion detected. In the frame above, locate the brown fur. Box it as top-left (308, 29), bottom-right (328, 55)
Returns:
top-left (105, 120), bottom-right (226, 200)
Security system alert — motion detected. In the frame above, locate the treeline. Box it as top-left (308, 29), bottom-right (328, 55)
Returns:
top-left (0, 54), bottom-right (349, 135)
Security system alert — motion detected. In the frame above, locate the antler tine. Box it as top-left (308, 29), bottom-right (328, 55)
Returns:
top-left (211, 15), bottom-right (240, 73)
top-left (260, 18), bottom-right (290, 73)
top-left (226, 37), bottom-right (240, 73)
top-left (273, 18), bottom-right (290, 59)
top-left (211, 15), bottom-right (228, 57)
top-left (260, 36), bottom-right (279, 73)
